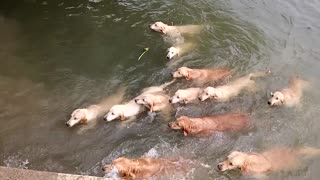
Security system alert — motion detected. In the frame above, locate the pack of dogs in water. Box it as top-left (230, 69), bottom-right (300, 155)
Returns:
top-left (65, 21), bottom-right (316, 179)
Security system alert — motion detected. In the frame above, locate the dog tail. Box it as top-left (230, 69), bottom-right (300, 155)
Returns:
top-left (249, 69), bottom-right (272, 79)
top-left (298, 147), bottom-right (320, 158)
top-left (159, 79), bottom-right (176, 89)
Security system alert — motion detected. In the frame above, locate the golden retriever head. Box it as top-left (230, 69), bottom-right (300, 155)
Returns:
top-left (217, 151), bottom-right (249, 172)
top-left (150, 21), bottom-right (168, 33)
top-left (103, 157), bottom-right (139, 178)
top-left (169, 89), bottom-right (188, 104)
top-left (168, 116), bottom-right (192, 136)
top-left (135, 94), bottom-right (154, 108)
top-left (199, 87), bottom-right (217, 101)
top-left (172, 67), bottom-right (192, 79)
top-left (166, 47), bottom-right (179, 60)
top-left (66, 109), bottom-right (88, 127)
top-left (268, 91), bottom-right (284, 106)
top-left (104, 105), bottom-right (125, 121)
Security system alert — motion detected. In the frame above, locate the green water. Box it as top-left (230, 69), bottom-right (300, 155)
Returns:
top-left (1, 0), bottom-right (320, 179)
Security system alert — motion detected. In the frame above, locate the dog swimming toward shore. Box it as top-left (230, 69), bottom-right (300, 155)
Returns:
top-left (66, 86), bottom-right (126, 127)
top-left (199, 70), bottom-right (271, 102)
top-left (217, 146), bottom-right (320, 177)
top-left (104, 80), bottom-right (175, 121)
top-left (103, 157), bottom-right (189, 179)
top-left (268, 77), bottom-right (309, 107)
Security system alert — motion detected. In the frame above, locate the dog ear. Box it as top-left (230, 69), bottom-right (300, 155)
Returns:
top-left (183, 130), bottom-right (189, 136)
top-left (80, 117), bottom-right (88, 124)
top-left (185, 71), bottom-right (192, 80)
top-left (120, 112), bottom-right (125, 120)
top-left (160, 26), bottom-right (166, 33)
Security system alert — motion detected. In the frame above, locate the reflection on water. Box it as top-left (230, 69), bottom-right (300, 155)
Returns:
top-left (1, 0), bottom-right (320, 179)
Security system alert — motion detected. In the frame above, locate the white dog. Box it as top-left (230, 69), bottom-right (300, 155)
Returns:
top-left (104, 80), bottom-right (175, 121)
top-left (66, 86), bottom-right (126, 127)
top-left (169, 88), bottom-right (202, 104)
top-left (166, 42), bottom-right (196, 60)
top-left (150, 21), bottom-right (203, 36)
top-left (135, 92), bottom-right (170, 112)
top-left (268, 77), bottom-right (309, 107)
top-left (199, 70), bottom-right (271, 102)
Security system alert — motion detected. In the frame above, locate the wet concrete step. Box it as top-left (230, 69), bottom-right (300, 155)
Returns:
top-left (0, 166), bottom-right (108, 180)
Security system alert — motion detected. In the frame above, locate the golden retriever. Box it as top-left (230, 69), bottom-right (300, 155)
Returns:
top-left (217, 146), bottom-right (320, 177)
top-left (268, 77), bottom-right (309, 107)
top-left (168, 113), bottom-right (249, 136)
top-left (150, 21), bottom-right (203, 36)
top-left (172, 67), bottom-right (231, 84)
top-left (104, 80), bottom-right (175, 121)
top-left (199, 70), bottom-right (271, 102)
top-left (103, 157), bottom-right (186, 179)
top-left (66, 86), bottom-right (126, 127)
top-left (134, 92), bottom-right (170, 112)
top-left (166, 42), bottom-right (196, 60)
top-left (169, 87), bottom-right (202, 104)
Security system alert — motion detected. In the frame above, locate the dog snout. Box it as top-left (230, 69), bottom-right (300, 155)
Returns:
top-left (168, 122), bottom-right (172, 128)
top-left (167, 56), bottom-right (170, 60)
top-left (66, 122), bottom-right (70, 127)
top-left (198, 97), bottom-right (202, 101)
top-left (268, 101), bottom-right (271, 105)
top-left (135, 99), bottom-right (138, 103)
top-left (217, 164), bottom-right (223, 171)
top-left (103, 116), bottom-right (108, 121)
top-left (169, 99), bottom-right (172, 103)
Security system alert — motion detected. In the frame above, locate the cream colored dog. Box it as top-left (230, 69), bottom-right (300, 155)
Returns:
top-left (166, 42), bottom-right (196, 60)
top-left (268, 77), bottom-right (309, 107)
top-left (169, 87), bottom-right (202, 104)
top-left (217, 146), bottom-right (320, 177)
top-left (135, 92), bottom-right (170, 112)
top-left (199, 70), bottom-right (271, 102)
top-left (172, 67), bottom-right (231, 84)
top-left (150, 21), bottom-right (203, 36)
top-left (66, 86), bottom-right (126, 127)
top-left (104, 80), bottom-right (175, 121)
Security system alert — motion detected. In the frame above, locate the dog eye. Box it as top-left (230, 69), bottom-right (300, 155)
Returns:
top-left (206, 93), bottom-right (209, 96)
top-left (143, 99), bottom-right (145, 101)
top-left (275, 97), bottom-right (279, 100)
top-left (176, 96), bottom-right (180, 99)
top-left (111, 112), bottom-right (114, 115)
top-left (229, 162), bottom-right (233, 166)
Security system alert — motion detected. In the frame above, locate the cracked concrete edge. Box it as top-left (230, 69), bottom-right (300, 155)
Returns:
top-left (0, 166), bottom-right (110, 180)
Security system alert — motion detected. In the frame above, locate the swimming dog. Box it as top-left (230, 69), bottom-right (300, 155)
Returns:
top-left (199, 70), bottom-right (271, 102)
top-left (169, 87), bottom-right (202, 104)
top-left (172, 67), bottom-right (231, 85)
top-left (168, 113), bottom-right (250, 136)
top-left (268, 77), bottom-right (309, 107)
top-left (217, 146), bottom-right (320, 177)
top-left (104, 80), bottom-right (175, 121)
top-left (66, 86), bottom-right (126, 127)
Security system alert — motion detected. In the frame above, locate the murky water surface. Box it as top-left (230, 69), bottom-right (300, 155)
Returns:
top-left (1, 0), bottom-right (320, 179)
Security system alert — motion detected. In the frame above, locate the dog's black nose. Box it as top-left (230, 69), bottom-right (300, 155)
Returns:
top-left (198, 97), bottom-right (202, 101)
top-left (268, 101), bottom-right (271, 105)
top-left (169, 99), bottom-right (172, 103)
top-left (66, 122), bottom-right (70, 127)
top-left (103, 116), bottom-right (107, 121)
top-left (167, 56), bottom-right (170, 60)
top-left (217, 164), bottom-right (222, 171)
top-left (134, 99), bottom-right (138, 103)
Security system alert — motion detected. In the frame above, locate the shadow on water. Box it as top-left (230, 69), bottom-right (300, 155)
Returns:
top-left (1, 0), bottom-right (320, 179)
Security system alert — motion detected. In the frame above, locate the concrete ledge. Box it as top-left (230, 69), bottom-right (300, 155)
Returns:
top-left (0, 166), bottom-right (107, 180)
